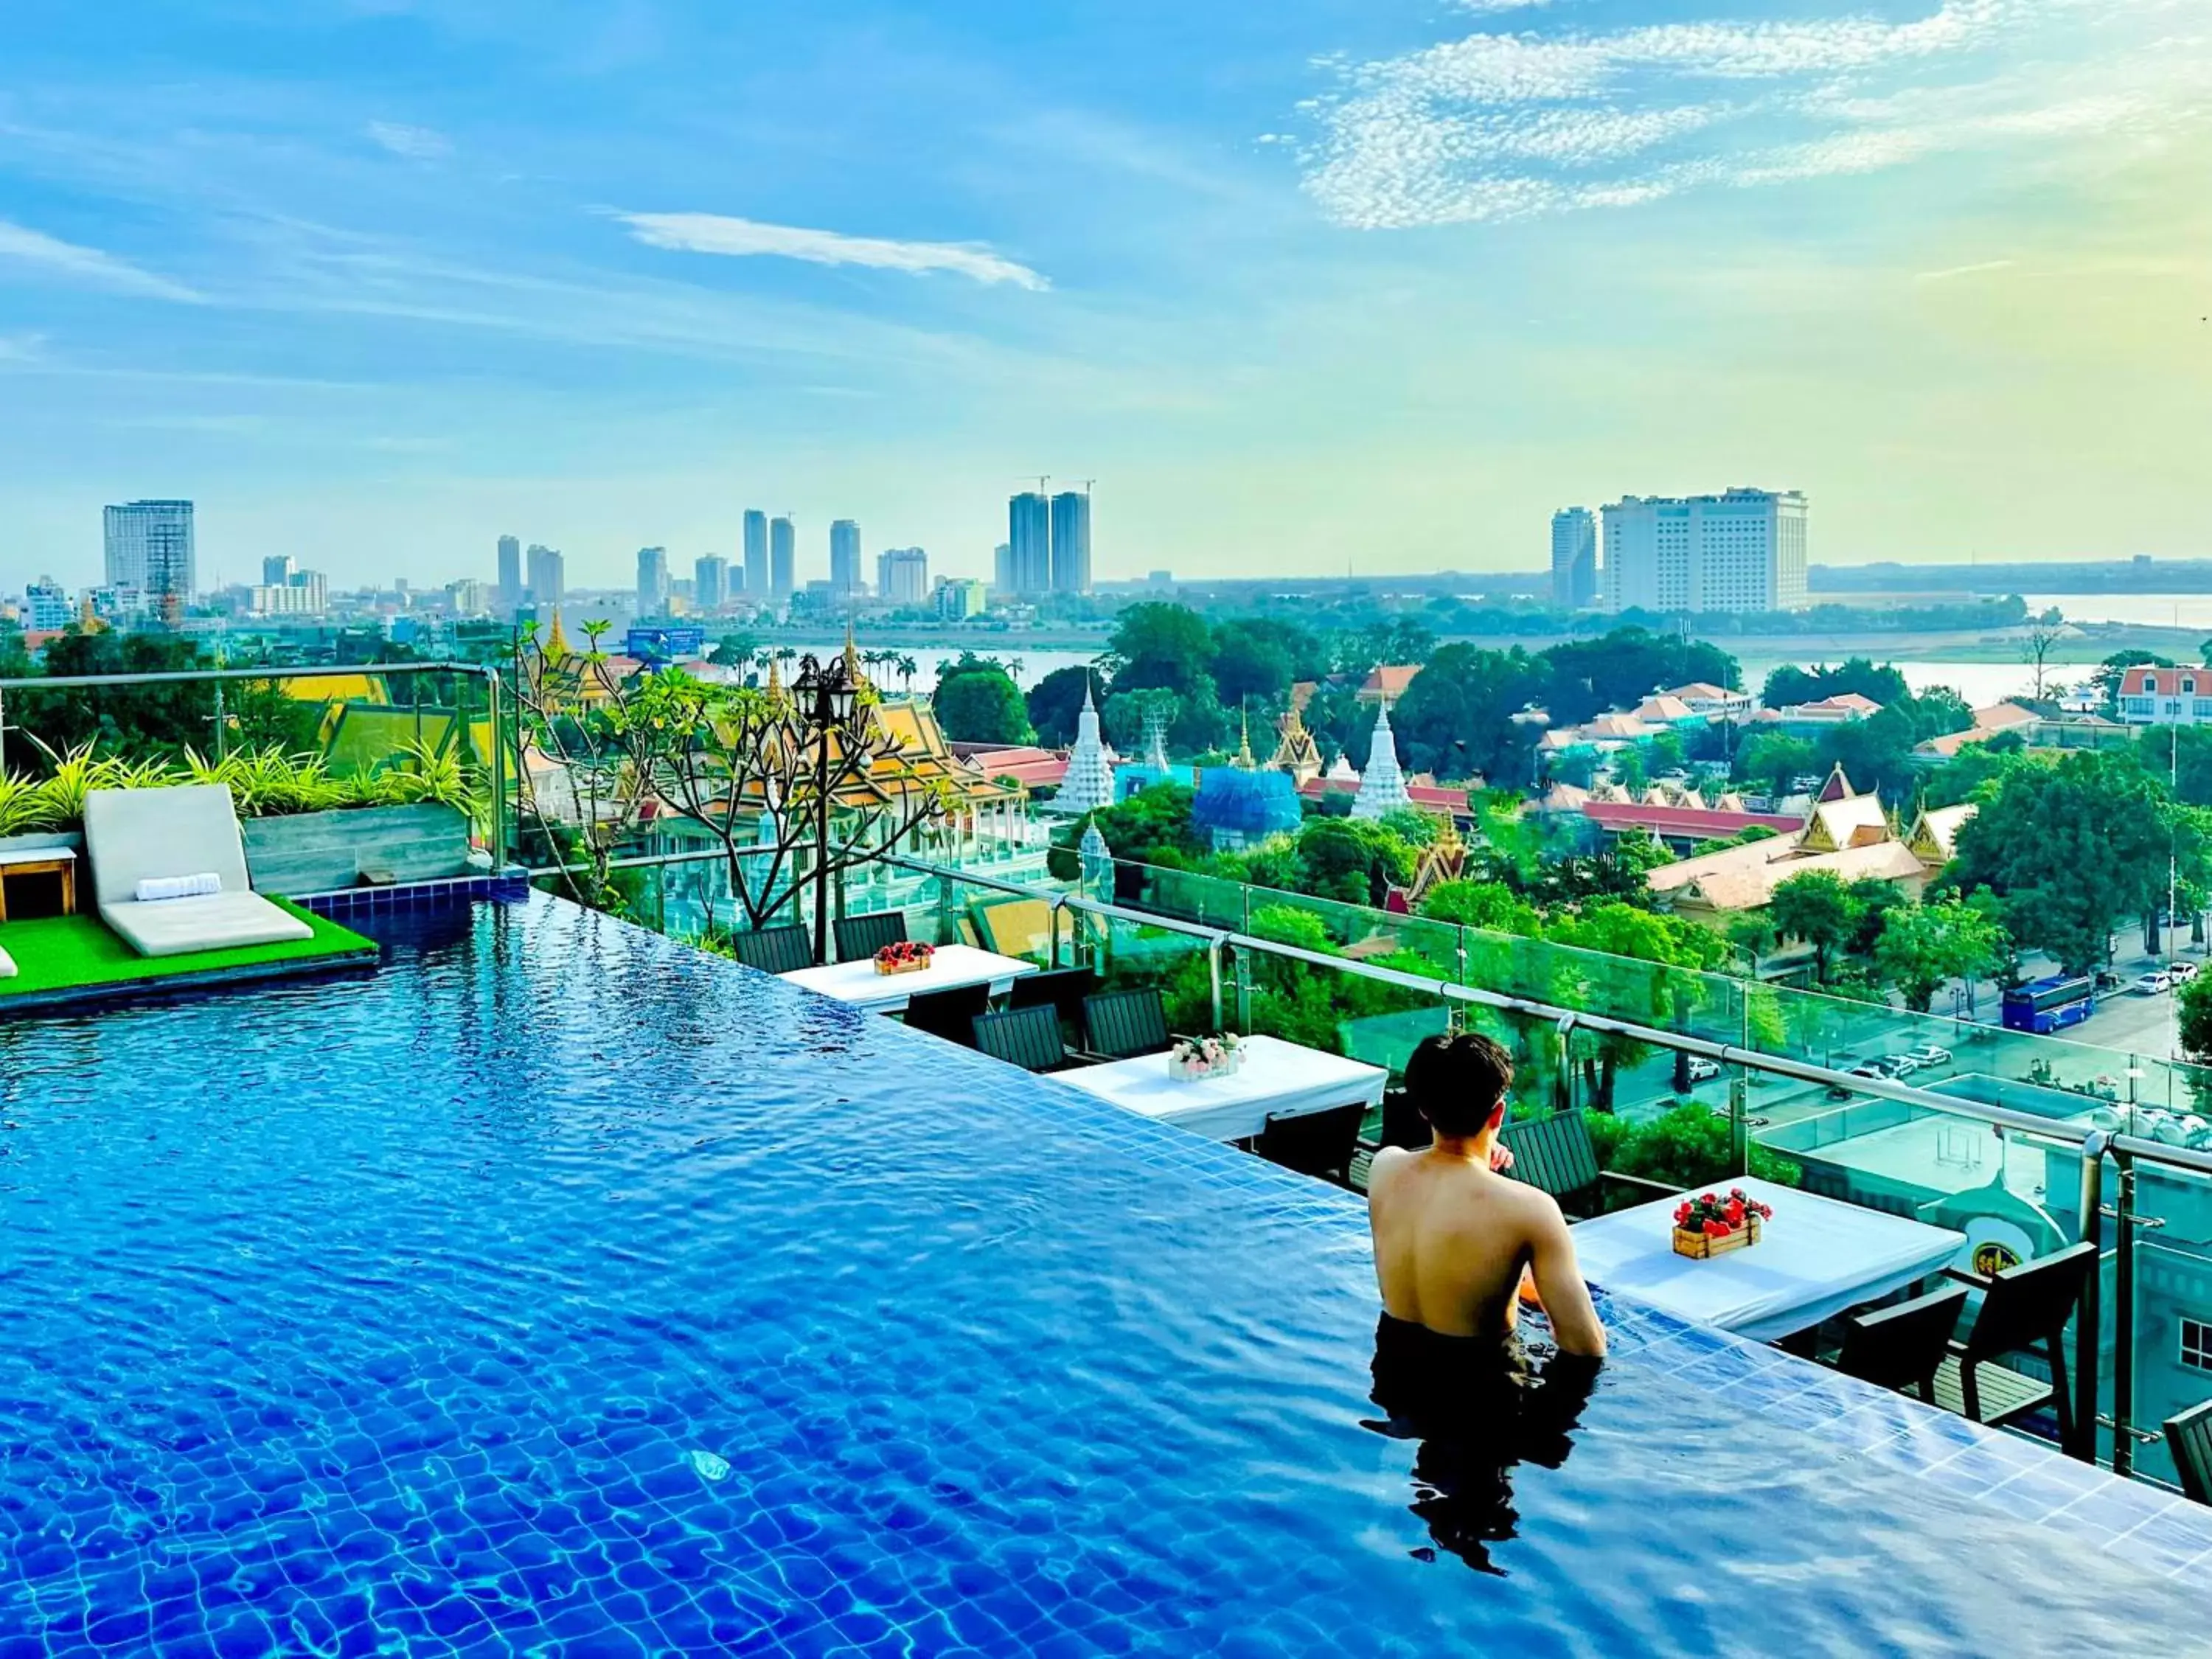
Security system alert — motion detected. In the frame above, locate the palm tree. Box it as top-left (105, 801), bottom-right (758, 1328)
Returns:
top-left (897, 655), bottom-right (919, 693)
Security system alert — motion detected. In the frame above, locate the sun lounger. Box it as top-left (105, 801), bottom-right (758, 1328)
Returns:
top-left (0, 945), bottom-right (15, 978)
top-left (84, 785), bottom-right (315, 959)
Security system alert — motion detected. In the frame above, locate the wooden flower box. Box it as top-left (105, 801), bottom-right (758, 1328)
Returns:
top-left (1672, 1214), bottom-right (1761, 1259)
top-left (873, 948), bottom-right (935, 977)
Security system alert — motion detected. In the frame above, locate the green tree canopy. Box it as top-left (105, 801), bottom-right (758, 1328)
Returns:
top-left (1541, 628), bottom-right (1739, 726)
top-left (1762, 658), bottom-right (1911, 710)
top-left (1873, 896), bottom-right (2011, 1012)
top-left (1767, 869), bottom-right (1864, 981)
top-left (1105, 603), bottom-right (1214, 693)
top-left (931, 655), bottom-right (1034, 745)
top-left (1736, 731), bottom-right (1816, 796)
top-left (1025, 665), bottom-right (1097, 748)
top-left (1389, 641), bottom-right (1548, 785)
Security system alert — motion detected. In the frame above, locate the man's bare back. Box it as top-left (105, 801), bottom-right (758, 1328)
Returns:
top-left (1367, 1144), bottom-right (1604, 1354)
top-left (1367, 1033), bottom-right (1605, 1360)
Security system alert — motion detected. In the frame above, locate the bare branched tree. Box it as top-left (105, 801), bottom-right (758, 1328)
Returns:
top-left (2021, 618), bottom-right (2065, 702)
top-left (511, 619), bottom-right (658, 910)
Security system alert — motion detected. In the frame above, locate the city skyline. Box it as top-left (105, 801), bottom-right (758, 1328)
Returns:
top-left (3, 4), bottom-right (2209, 585)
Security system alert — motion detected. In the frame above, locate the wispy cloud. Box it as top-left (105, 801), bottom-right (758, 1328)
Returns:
top-left (366, 121), bottom-right (452, 161)
top-left (0, 220), bottom-right (200, 301)
top-left (614, 212), bottom-right (1049, 291)
top-left (1300, 0), bottom-right (2209, 229)
top-left (1915, 257), bottom-right (2015, 282)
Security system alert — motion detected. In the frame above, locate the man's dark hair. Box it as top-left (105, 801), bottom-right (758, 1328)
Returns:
top-left (1405, 1032), bottom-right (1514, 1138)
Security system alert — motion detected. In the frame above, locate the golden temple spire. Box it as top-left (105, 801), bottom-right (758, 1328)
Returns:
top-left (766, 653), bottom-right (784, 696)
top-left (1235, 712), bottom-right (1256, 769)
top-left (844, 618), bottom-right (869, 689)
top-left (544, 606), bottom-right (571, 659)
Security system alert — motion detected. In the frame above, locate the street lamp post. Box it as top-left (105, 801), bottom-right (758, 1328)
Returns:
top-left (793, 653), bottom-right (860, 964)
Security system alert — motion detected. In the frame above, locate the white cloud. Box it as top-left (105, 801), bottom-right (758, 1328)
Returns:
top-left (1300, 0), bottom-right (2208, 229)
top-left (0, 220), bottom-right (200, 301)
top-left (1916, 258), bottom-right (2015, 282)
top-left (366, 121), bottom-right (451, 161)
top-left (615, 212), bottom-right (1048, 290)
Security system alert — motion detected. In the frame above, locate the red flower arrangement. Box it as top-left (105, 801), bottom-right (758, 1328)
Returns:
top-left (1670, 1187), bottom-right (1773, 1259)
top-left (873, 940), bottom-right (936, 976)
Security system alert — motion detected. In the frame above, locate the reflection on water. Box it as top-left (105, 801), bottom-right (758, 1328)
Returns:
top-left (1364, 1315), bottom-right (1602, 1576)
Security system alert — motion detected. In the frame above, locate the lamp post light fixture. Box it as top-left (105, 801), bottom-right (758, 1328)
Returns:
top-left (793, 653), bottom-right (863, 964)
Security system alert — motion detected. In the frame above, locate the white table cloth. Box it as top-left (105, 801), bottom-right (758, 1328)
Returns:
top-left (1568, 1175), bottom-right (1966, 1343)
top-left (1052, 1034), bottom-right (1388, 1142)
top-left (779, 945), bottom-right (1038, 1015)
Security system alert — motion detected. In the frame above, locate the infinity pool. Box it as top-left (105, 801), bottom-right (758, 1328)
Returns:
top-left (1, 895), bottom-right (2203, 1656)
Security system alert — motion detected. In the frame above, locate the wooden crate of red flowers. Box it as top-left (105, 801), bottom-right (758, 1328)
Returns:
top-left (1671, 1188), bottom-right (1773, 1259)
top-left (873, 940), bottom-right (936, 977)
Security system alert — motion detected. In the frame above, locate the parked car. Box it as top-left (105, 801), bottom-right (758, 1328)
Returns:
top-left (1880, 1054), bottom-right (1924, 1077)
top-left (2135, 971), bottom-right (2174, 995)
top-left (1847, 1062), bottom-right (1889, 1081)
top-left (2170, 961), bottom-right (2199, 983)
top-left (1904, 1043), bottom-right (1954, 1068)
top-left (1686, 1057), bottom-right (1721, 1084)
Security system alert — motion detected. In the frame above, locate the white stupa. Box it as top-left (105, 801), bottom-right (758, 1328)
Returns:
top-left (1079, 818), bottom-right (1113, 889)
top-left (1050, 677), bottom-right (1117, 817)
top-left (1351, 700), bottom-right (1413, 820)
top-left (1143, 706), bottom-right (1173, 773)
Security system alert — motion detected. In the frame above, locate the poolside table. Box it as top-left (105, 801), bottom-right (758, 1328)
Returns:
top-left (1052, 1034), bottom-right (1388, 1143)
top-left (779, 944), bottom-right (1038, 1015)
top-left (1568, 1176), bottom-right (1966, 1343)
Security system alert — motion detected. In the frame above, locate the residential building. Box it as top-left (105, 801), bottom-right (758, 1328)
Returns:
top-left (830, 521), bottom-right (863, 599)
top-left (878, 548), bottom-right (929, 606)
top-left (935, 578), bottom-right (989, 621)
top-left (993, 543), bottom-right (1015, 595)
top-left (104, 500), bottom-right (196, 615)
top-left (2117, 667), bottom-right (2212, 727)
top-left (1008, 493), bottom-right (1051, 595)
top-left (1050, 490), bottom-right (1092, 595)
top-left (526, 544), bottom-right (566, 608)
top-left (1915, 702), bottom-right (2041, 758)
top-left (695, 554), bottom-right (728, 612)
top-left (636, 546), bottom-right (670, 614)
top-left (1357, 664), bottom-right (1424, 705)
top-left (1551, 508), bottom-right (1597, 610)
top-left (23, 577), bottom-right (71, 632)
top-left (742, 510), bottom-right (769, 601)
top-left (446, 579), bottom-right (489, 616)
top-left (1753, 692), bottom-right (1882, 728)
top-left (1601, 488), bottom-right (1809, 615)
top-left (262, 554), bottom-right (295, 588)
top-left (248, 569), bottom-right (328, 616)
top-left (1660, 681), bottom-right (1755, 719)
top-left (770, 516), bottom-right (796, 600)
top-left (497, 535), bottom-right (522, 611)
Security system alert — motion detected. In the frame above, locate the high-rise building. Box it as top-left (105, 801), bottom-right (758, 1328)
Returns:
top-left (695, 554), bottom-right (728, 612)
top-left (262, 554), bottom-right (295, 588)
top-left (1550, 508), bottom-right (1597, 611)
top-left (829, 520), bottom-right (863, 598)
top-left (1049, 490), bottom-right (1092, 594)
top-left (103, 500), bottom-right (195, 615)
top-left (769, 516), bottom-right (796, 600)
top-left (526, 544), bottom-right (566, 608)
top-left (1008, 493), bottom-right (1051, 595)
top-left (1600, 488), bottom-right (1808, 615)
top-left (877, 548), bottom-right (929, 606)
top-left (636, 546), bottom-right (670, 613)
top-left (23, 577), bottom-right (71, 632)
top-left (741, 510), bottom-right (769, 601)
top-left (934, 579), bottom-right (989, 622)
top-left (248, 570), bottom-right (327, 616)
top-left (447, 579), bottom-right (489, 616)
top-left (497, 535), bottom-right (522, 611)
top-left (992, 543), bottom-right (1014, 595)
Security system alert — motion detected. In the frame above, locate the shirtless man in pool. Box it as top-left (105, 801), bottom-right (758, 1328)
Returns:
top-left (1366, 1032), bottom-right (1606, 1372)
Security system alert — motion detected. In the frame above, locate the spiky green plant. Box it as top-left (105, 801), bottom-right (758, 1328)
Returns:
top-left (27, 738), bottom-right (114, 827)
top-left (0, 771), bottom-right (52, 836)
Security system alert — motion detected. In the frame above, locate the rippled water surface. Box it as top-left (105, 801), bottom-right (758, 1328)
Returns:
top-left (0, 896), bottom-right (2199, 1657)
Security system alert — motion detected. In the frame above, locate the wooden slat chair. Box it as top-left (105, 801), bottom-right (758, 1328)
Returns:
top-left (1931, 1240), bottom-right (2098, 1441)
top-left (1495, 1110), bottom-right (1679, 1220)
top-left (1255, 1103), bottom-right (1368, 1186)
top-left (1010, 967), bottom-right (1098, 1048)
top-left (1351, 1090), bottom-right (1430, 1194)
top-left (973, 1005), bottom-right (1070, 1074)
top-left (731, 923), bottom-right (813, 975)
top-left (1835, 1285), bottom-right (1970, 1402)
top-left (2163, 1398), bottom-right (2212, 1505)
top-left (832, 911), bottom-right (907, 964)
top-left (1082, 988), bottom-right (1172, 1061)
top-left (902, 983), bottom-right (991, 1047)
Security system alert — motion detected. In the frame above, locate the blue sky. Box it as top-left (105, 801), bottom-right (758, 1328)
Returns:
top-left (1, 0), bottom-right (2208, 591)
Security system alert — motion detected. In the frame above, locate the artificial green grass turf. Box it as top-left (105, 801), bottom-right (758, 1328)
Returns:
top-left (0, 898), bottom-right (375, 1000)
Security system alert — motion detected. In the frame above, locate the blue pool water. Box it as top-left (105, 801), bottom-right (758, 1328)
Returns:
top-left (1, 894), bottom-right (2205, 1657)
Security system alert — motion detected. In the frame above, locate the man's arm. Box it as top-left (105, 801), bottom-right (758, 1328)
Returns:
top-left (1526, 1196), bottom-right (1607, 1358)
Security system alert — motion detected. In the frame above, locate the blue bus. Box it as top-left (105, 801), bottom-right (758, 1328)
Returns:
top-left (2000, 974), bottom-right (2096, 1034)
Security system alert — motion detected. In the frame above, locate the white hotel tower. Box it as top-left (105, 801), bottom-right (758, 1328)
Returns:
top-left (1601, 487), bottom-right (1808, 616)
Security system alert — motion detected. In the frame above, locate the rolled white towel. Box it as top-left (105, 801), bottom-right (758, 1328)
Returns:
top-left (134, 872), bottom-right (223, 903)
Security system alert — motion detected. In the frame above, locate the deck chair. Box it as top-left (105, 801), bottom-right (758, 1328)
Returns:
top-left (1495, 1109), bottom-right (1677, 1220)
top-left (972, 1005), bottom-right (1068, 1073)
top-left (1932, 1240), bottom-right (2098, 1443)
top-left (973, 897), bottom-right (1054, 961)
top-left (1010, 965), bottom-right (1096, 1048)
top-left (2163, 1398), bottom-right (2212, 1506)
top-left (1255, 1103), bottom-right (1368, 1186)
top-left (902, 983), bottom-right (990, 1047)
top-left (1082, 988), bottom-right (1171, 1060)
top-left (730, 923), bottom-right (813, 975)
top-left (1835, 1285), bottom-right (1970, 1402)
top-left (832, 911), bottom-right (907, 964)
top-left (84, 785), bottom-right (314, 959)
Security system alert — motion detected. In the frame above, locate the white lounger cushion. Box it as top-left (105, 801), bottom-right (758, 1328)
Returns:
top-left (85, 784), bottom-right (310, 959)
top-left (100, 893), bottom-right (312, 959)
top-left (0, 945), bottom-right (15, 978)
